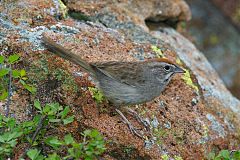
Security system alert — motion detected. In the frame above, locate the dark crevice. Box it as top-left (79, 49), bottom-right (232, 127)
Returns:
top-left (68, 10), bottom-right (93, 22)
top-left (145, 17), bottom-right (179, 30)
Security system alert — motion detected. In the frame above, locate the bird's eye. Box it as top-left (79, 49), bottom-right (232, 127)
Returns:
top-left (164, 65), bottom-right (171, 71)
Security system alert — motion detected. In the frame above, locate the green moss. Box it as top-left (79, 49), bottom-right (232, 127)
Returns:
top-left (53, 68), bottom-right (79, 93)
top-left (123, 146), bottom-right (136, 155)
top-left (182, 69), bottom-right (199, 92)
top-left (152, 127), bottom-right (167, 145)
top-left (151, 45), bottom-right (164, 58)
top-left (161, 154), bottom-right (170, 160)
top-left (161, 154), bottom-right (183, 160)
top-left (88, 87), bottom-right (104, 103)
top-left (174, 155), bottom-right (183, 160)
top-left (28, 55), bottom-right (79, 94)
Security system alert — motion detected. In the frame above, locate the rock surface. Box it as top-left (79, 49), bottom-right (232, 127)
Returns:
top-left (185, 0), bottom-right (240, 99)
top-left (0, 0), bottom-right (240, 159)
top-left (212, 0), bottom-right (240, 30)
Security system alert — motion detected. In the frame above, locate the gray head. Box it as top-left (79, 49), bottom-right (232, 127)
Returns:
top-left (146, 58), bottom-right (185, 85)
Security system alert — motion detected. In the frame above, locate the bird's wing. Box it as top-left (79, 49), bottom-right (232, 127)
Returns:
top-left (90, 61), bottom-right (146, 87)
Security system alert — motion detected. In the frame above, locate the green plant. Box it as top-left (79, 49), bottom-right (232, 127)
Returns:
top-left (0, 99), bottom-right (105, 159)
top-left (0, 115), bottom-right (23, 158)
top-left (45, 129), bottom-right (106, 160)
top-left (208, 150), bottom-right (240, 160)
top-left (34, 100), bottom-right (74, 125)
top-left (88, 87), bottom-right (105, 103)
top-left (25, 129), bottom-right (106, 160)
top-left (0, 54), bottom-right (36, 99)
top-left (0, 101), bottom-right (76, 159)
top-left (0, 54), bottom-right (36, 117)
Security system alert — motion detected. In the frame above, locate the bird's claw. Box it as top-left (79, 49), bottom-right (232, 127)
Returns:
top-left (127, 123), bottom-right (143, 138)
top-left (126, 108), bottom-right (151, 131)
top-left (115, 108), bottom-right (144, 138)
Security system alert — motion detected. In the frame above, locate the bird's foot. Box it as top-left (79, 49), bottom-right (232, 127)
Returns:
top-left (115, 109), bottom-right (144, 138)
top-left (126, 107), bottom-right (150, 131)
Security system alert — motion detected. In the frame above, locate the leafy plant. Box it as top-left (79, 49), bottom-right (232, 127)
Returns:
top-left (0, 115), bottom-right (23, 158)
top-left (34, 100), bottom-right (74, 125)
top-left (47, 129), bottom-right (105, 160)
top-left (208, 150), bottom-right (240, 160)
top-left (0, 54), bottom-right (36, 100)
top-left (0, 54), bottom-right (36, 117)
top-left (88, 87), bottom-right (104, 103)
top-left (0, 101), bottom-right (77, 159)
top-left (25, 129), bottom-right (106, 160)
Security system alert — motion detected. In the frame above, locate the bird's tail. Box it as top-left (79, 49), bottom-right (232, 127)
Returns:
top-left (42, 34), bottom-right (95, 75)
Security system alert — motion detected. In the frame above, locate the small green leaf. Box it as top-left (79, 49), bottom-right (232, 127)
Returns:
top-left (0, 90), bottom-right (8, 100)
top-left (64, 134), bottom-right (74, 145)
top-left (0, 55), bottom-right (4, 64)
top-left (34, 100), bottom-right (42, 111)
top-left (23, 84), bottom-right (36, 94)
top-left (27, 148), bottom-right (41, 160)
top-left (20, 69), bottom-right (26, 77)
top-left (46, 153), bottom-right (61, 160)
top-left (90, 129), bottom-right (100, 138)
top-left (20, 79), bottom-right (26, 85)
top-left (0, 68), bottom-right (9, 77)
top-left (8, 54), bottom-right (20, 64)
top-left (43, 105), bottom-right (51, 114)
top-left (6, 117), bottom-right (16, 129)
top-left (45, 136), bottom-right (63, 149)
top-left (59, 106), bottom-right (70, 119)
top-left (63, 115), bottom-right (74, 125)
top-left (12, 69), bottom-right (20, 78)
top-left (233, 151), bottom-right (240, 159)
top-left (21, 77), bottom-right (28, 80)
top-left (7, 131), bottom-right (23, 141)
top-left (83, 129), bottom-right (91, 136)
top-left (218, 150), bottom-right (230, 158)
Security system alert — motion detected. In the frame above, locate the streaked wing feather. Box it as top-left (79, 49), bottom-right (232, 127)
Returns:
top-left (90, 62), bottom-right (146, 87)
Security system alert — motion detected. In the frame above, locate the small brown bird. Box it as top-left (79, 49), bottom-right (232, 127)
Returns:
top-left (42, 35), bottom-right (185, 137)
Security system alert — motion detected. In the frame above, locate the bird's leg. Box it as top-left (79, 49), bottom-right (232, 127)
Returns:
top-left (115, 108), bottom-right (143, 138)
top-left (126, 107), bottom-right (150, 130)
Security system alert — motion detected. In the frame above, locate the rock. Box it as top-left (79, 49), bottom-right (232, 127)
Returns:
top-left (211, 0), bottom-right (240, 30)
top-left (185, 0), bottom-right (240, 99)
top-left (0, 0), bottom-right (239, 159)
top-left (66, 0), bottom-right (191, 31)
top-left (191, 98), bottom-right (198, 106)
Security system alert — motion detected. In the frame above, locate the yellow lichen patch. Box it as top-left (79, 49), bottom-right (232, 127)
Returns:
top-left (58, 0), bottom-right (68, 18)
top-left (182, 69), bottom-right (199, 92)
top-left (176, 58), bottom-right (183, 65)
top-left (151, 45), bottom-right (164, 58)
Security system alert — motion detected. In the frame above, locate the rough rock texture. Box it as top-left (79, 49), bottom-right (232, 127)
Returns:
top-left (0, 0), bottom-right (240, 159)
top-left (211, 0), bottom-right (240, 30)
top-left (65, 0), bottom-right (191, 30)
top-left (185, 0), bottom-right (240, 99)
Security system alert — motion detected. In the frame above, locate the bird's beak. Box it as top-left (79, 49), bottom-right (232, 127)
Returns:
top-left (174, 66), bottom-right (185, 73)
